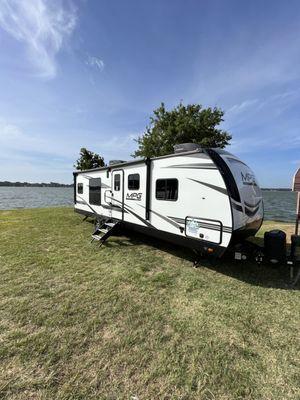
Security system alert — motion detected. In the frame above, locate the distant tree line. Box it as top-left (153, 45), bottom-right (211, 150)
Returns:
top-left (262, 188), bottom-right (291, 191)
top-left (0, 181), bottom-right (73, 187)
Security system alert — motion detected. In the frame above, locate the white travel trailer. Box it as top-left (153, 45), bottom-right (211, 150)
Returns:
top-left (73, 144), bottom-right (263, 257)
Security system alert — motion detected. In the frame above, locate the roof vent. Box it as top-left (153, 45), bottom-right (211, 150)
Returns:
top-left (109, 160), bottom-right (126, 166)
top-left (173, 143), bottom-right (202, 153)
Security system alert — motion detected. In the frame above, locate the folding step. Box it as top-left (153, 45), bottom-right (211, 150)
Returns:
top-left (105, 222), bottom-right (116, 228)
top-left (91, 234), bottom-right (102, 241)
top-left (99, 228), bottom-right (109, 234)
top-left (91, 220), bottom-right (121, 246)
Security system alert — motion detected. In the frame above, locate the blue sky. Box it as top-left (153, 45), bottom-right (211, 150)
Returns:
top-left (0, 0), bottom-right (299, 186)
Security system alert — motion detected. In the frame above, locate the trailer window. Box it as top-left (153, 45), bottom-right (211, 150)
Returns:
top-left (128, 174), bottom-right (140, 190)
top-left (156, 179), bottom-right (178, 201)
top-left (114, 174), bottom-right (121, 191)
top-left (89, 178), bottom-right (101, 205)
top-left (77, 183), bottom-right (83, 194)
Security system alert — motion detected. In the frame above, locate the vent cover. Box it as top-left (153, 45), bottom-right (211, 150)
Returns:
top-left (173, 143), bottom-right (202, 153)
top-left (109, 160), bottom-right (126, 166)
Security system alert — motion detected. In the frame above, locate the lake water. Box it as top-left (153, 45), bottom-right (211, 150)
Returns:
top-left (0, 187), bottom-right (297, 223)
top-left (0, 187), bottom-right (74, 210)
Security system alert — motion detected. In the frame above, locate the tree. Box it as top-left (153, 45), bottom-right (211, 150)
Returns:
top-left (74, 148), bottom-right (105, 170)
top-left (132, 103), bottom-right (231, 158)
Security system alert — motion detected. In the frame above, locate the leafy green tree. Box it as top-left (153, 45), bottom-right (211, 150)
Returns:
top-left (133, 103), bottom-right (231, 158)
top-left (74, 148), bottom-right (105, 170)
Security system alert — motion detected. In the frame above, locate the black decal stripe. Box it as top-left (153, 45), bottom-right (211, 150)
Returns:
top-left (206, 149), bottom-right (241, 203)
top-left (109, 197), bottom-right (232, 233)
top-left (198, 222), bottom-right (227, 231)
top-left (197, 224), bottom-right (220, 232)
top-left (185, 154), bottom-right (210, 159)
top-left (243, 182), bottom-right (258, 186)
top-left (137, 205), bottom-right (181, 229)
top-left (82, 175), bottom-right (94, 179)
top-left (77, 196), bottom-right (101, 218)
top-left (244, 199), bottom-right (262, 208)
top-left (168, 216), bottom-right (185, 225)
top-left (101, 196), bottom-right (154, 228)
top-left (123, 205), bottom-right (156, 228)
top-left (226, 157), bottom-right (250, 168)
top-left (168, 216), bottom-right (232, 233)
top-left (191, 221), bottom-right (231, 232)
top-left (150, 209), bottom-right (181, 228)
top-left (188, 178), bottom-right (228, 195)
top-left (101, 204), bottom-right (128, 213)
top-left (232, 203), bottom-right (243, 212)
top-left (106, 196), bottom-right (134, 210)
top-left (165, 163), bottom-right (217, 170)
top-left (168, 216), bottom-right (232, 232)
top-left (245, 205), bottom-right (260, 217)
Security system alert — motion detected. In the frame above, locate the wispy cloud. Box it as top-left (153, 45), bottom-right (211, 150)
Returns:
top-left (225, 90), bottom-right (300, 125)
top-left (85, 55), bottom-right (105, 71)
top-left (0, 114), bottom-right (139, 182)
top-left (0, 0), bottom-right (77, 79)
top-left (226, 99), bottom-right (259, 115)
top-left (230, 129), bottom-right (300, 155)
top-left (0, 119), bottom-right (23, 139)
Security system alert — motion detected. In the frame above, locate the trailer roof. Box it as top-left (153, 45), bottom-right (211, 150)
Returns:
top-left (73, 148), bottom-right (207, 175)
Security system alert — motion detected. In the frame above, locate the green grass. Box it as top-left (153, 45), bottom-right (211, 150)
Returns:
top-left (0, 207), bottom-right (299, 400)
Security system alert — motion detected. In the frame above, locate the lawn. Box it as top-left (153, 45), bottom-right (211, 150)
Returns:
top-left (0, 207), bottom-right (299, 400)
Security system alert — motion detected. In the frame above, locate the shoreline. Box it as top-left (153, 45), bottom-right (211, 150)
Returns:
top-left (0, 207), bottom-right (296, 239)
top-left (0, 205), bottom-right (297, 225)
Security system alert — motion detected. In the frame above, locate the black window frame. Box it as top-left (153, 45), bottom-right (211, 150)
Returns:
top-left (114, 174), bottom-right (121, 191)
top-left (77, 183), bottom-right (83, 194)
top-left (89, 178), bottom-right (101, 206)
top-left (155, 178), bottom-right (178, 201)
top-left (128, 173), bottom-right (140, 190)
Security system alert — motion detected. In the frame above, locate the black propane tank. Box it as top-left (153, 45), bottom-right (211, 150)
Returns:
top-left (264, 230), bottom-right (286, 265)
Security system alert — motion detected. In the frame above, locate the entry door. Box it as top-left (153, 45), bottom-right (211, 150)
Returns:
top-left (111, 170), bottom-right (124, 220)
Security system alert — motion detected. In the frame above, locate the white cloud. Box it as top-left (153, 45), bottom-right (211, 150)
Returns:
top-left (229, 130), bottom-right (300, 155)
top-left (0, 117), bottom-right (74, 158)
top-left (225, 90), bottom-right (300, 128)
top-left (85, 55), bottom-right (105, 71)
top-left (0, 115), bottom-right (139, 183)
top-left (0, 119), bottom-right (23, 139)
top-left (0, 0), bottom-right (77, 79)
top-left (226, 99), bottom-right (259, 115)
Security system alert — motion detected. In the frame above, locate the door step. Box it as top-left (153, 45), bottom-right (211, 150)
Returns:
top-left (91, 220), bottom-right (121, 247)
